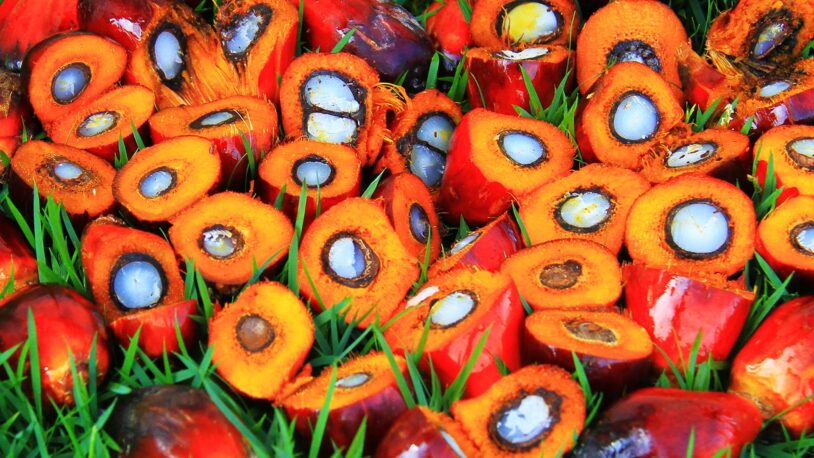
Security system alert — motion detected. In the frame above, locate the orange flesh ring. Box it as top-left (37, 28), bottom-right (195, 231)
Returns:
top-left (375, 173), bottom-right (442, 263)
top-left (753, 125), bottom-right (814, 197)
top-left (518, 163), bottom-right (651, 254)
top-left (756, 195), bottom-right (814, 279)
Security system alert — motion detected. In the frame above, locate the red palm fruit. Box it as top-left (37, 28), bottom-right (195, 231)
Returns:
top-left (78, 0), bottom-right (153, 53)
top-left (385, 268), bottom-right (525, 398)
top-left (0, 284), bottom-right (110, 406)
top-left (573, 388), bottom-right (762, 457)
top-left (730, 296), bottom-right (814, 436)
top-left (374, 407), bottom-right (478, 458)
top-left (0, 0), bottom-right (79, 71)
top-left (424, 1), bottom-right (473, 65)
top-left (282, 352), bottom-right (408, 452)
top-left (216, 0), bottom-right (299, 103)
top-left (82, 217), bottom-right (194, 358)
top-left (465, 45), bottom-right (574, 115)
top-left (753, 125), bottom-right (814, 205)
top-left (429, 213), bottom-right (522, 277)
top-left (0, 217), bottom-right (37, 290)
top-left (623, 263), bottom-right (753, 372)
top-left (440, 108), bottom-right (574, 225)
top-left (109, 385), bottom-right (251, 458)
top-left (755, 195), bottom-right (814, 282)
top-left (22, 32), bottom-right (127, 127)
top-left (294, 0), bottom-right (433, 83)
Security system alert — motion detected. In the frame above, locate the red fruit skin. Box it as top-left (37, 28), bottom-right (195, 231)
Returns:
top-left (678, 52), bottom-right (731, 111)
top-left (110, 385), bottom-right (250, 458)
top-left (573, 387), bottom-right (763, 457)
top-left (732, 88), bottom-right (814, 134)
top-left (465, 51), bottom-right (574, 116)
top-left (755, 159), bottom-right (800, 205)
top-left (285, 378), bottom-right (408, 452)
top-left (294, 0), bottom-right (433, 81)
top-left (429, 213), bottom-right (522, 276)
top-left (0, 284), bottom-right (110, 405)
top-left (374, 408), bottom-right (468, 458)
top-left (425, 281), bottom-right (525, 398)
top-left (424, 1), bottom-right (472, 65)
top-left (521, 330), bottom-right (652, 401)
top-left (730, 296), bottom-right (814, 436)
top-left (0, 0), bottom-right (79, 69)
top-left (623, 263), bottom-right (752, 371)
top-left (78, 0), bottom-right (153, 52)
top-left (0, 217), bottom-right (38, 289)
top-left (110, 299), bottom-right (197, 359)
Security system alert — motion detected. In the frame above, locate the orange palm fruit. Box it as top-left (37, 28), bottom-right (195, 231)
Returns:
top-left (149, 95), bottom-right (277, 185)
top-left (209, 281), bottom-right (313, 400)
top-left (575, 62), bottom-right (684, 169)
top-left (9, 140), bottom-right (115, 224)
top-left (575, 0), bottom-right (687, 95)
top-left (282, 352), bottom-right (409, 452)
top-left (46, 85), bottom-right (155, 162)
top-left (373, 173), bottom-right (442, 263)
top-left (439, 108), bottom-right (574, 225)
top-left (297, 197), bottom-right (418, 328)
top-left (125, 0), bottom-right (239, 108)
top-left (523, 310), bottom-right (652, 399)
top-left (113, 136), bottom-right (221, 225)
top-left (518, 163), bottom-right (650, 254)
top-left (374, 88), bottom-right (462, 195)
top-left (755, 195), bottom-right (814, 283)
top-left (640, 125), bottom-right (751, 184)
top-left (81, 217), bottom-right (195, 357)
top-left (215, 0), bottom-right (299, 103)
top-left (625, 174), bottom-right (756, 277)
top-left (470, 0), bottom-right (580, 49)
top-left (22, 32), bottom-right (127, 127)
top-left (257, 139), bottom-right (361, 227)
top-left (501, 238), bottom-right (622, 311)
top-left (169, 192), bottom-right (293, 288)
top-left (753, 125), bottom-right (814, 204)
top-left (385, 268), bottom-right (525, 398)
top-left (279, 52), bottom-right (386, 165)
top-left (451, 364), bottom-right (585, 457)
top-left (429, 213), bottom-right (523, 277)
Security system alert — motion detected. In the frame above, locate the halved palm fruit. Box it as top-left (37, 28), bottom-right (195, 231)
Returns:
top-left (10, 140), bottom-right (115, 223)
top-left (501, 238), bottom-right (622, 311)
top-left (451, 364), bottom-right (585, 457)
top-left (373, 173), bottom-right (442, 263)
top-left (46, 85), bottom-right (155, 162)
top-left (523, 310), bottom-right (652, 399)
top-left (0, 216), bottom-right (38, 289)
top-left (625, 174), bottom-right (756, 277)
top-left (465, 45), bottom-right (573, 115)
top-left (279, 52), bottom-right (384, 164)
top-left (23, 32), bottom-right (126, 126)
top-left (753, 124), bottom-right (814, 204)
top-left (169, 192), bottom-right (293, 288)
top-left (113, 136), bottom-right (221, 225)
top-left (149, 95), bottom-right (277, 185)
top-left (756, 195), bottom-right (814, 283)
top-left (640, 125), bottom-right (751, 184)
top-left (575, 62), bottom-right (683, 169)
top-left (518, 163), bottom-right (650, 254)
top-left (81, 217), bottom-right (194, 357)
top-left (282, 352), bottom-right (408, 452)
top-left (297, 197), bottom-right (418, 328)
top-left (126, 0), bottom-right (238, 108)
top-left (470, 0), bottom-right (579, 49)
top-left (706, 0), bottom-right (814, 74)
top-left (209, 281), bottom-right (313, 400)
top-left (374, 88), bottom-right (461, 194)
top-left (429, 213), bottom-right (522, 277)
top-left (257, 139), bottom-right (361, 226)
top-left (0, 284), bottom-right (110, 406)
top-left (0, 0), bottom-right (79, 72)
top-left (575, 0), bottom-right (687, 95)
top-left (375, 407), bottom-right (478, 458)
top-left (216, 0), bottom-right (298, 103)
top-left (385, 268), bottom-right (525, 398)
top-left (439, 108), bottom-right (574, 225)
